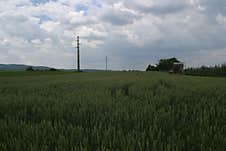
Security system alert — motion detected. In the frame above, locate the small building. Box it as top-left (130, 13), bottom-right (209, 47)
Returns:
top-left (170, 62), bottom-right (184, 73)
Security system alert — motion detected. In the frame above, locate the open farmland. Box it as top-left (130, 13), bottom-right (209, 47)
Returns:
top-left (0, 71), bottom-right (226, 151)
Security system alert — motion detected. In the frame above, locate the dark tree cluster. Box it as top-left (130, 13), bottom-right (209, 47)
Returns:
top-left (146, 58), bottom-right (181, 72)
top-left (49, 68), bottom-right (58, 71)
top-left (25, 66), bottom-right (34, 71)
top-left (25, 67), bottom-right (58, 72)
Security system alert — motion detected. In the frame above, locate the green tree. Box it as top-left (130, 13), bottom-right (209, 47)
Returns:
top-left (146, 58), bottom-right (181, 72)
top-left (49, 68), bottom-right (58, 71)
top-left (146, 65), bottom-right (158, 71)
top-left (26, 66), bottom-right (34, 71)
top-left (157, 58), bottom-right (180, 71)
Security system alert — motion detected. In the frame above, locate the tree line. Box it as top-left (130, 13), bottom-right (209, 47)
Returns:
top-left (146, 58), bottom-right (226, 77)
top-left (184, 65), bottom-right (226, 77)
top-left (26, 66), bottom-right (58, 71)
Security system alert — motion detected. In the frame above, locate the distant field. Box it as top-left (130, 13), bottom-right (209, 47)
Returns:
top-left (0, 71), bottom-right (225, 150)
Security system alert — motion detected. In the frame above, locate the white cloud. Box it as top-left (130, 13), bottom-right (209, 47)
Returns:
top-left (40, 21), bottom-right (60, 32)
top-left (0, 0), bottom-right (225, 70)
top-left (216, 14), bottom-right (226, 25)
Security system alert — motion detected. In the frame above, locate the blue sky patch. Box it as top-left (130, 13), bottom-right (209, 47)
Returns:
top-left (75, 4), bottom-right (89, 12)
top-left (75, 4), bottom-right (89, 16)
top-left (31, 0), bottom-right (57, 5)
top-left (35, 15), bottom-right (52, 23)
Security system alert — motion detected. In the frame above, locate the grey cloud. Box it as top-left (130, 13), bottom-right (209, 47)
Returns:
top-left (101, 11), bottom-right (139, 25)
top-left (0, 0), bottom-right (226, 70)
top-left (0, 14), bottom-right (47, 41)
top-left (100, 3), bottom-right (140, 26)
top-left (200, 0), bottom-right (226, 15)
top-left (138, 5), bottom-right (187, 15)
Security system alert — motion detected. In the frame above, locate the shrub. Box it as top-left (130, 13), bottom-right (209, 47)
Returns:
top-left (25, 66), bottom-right (34, 71)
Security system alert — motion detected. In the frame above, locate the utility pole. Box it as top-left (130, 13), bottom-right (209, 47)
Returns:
top-left (106, 56), bottom-right (108, 71)
top-left (76, 36), bottom-right (80, 72)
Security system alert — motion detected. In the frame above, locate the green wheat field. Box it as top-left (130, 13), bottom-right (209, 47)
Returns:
top-left (0, 71), bottom-right (226, 151)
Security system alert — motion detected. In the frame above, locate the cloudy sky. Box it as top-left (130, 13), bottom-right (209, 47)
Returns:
top-left (0, 0), bottom-right (226, 70)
